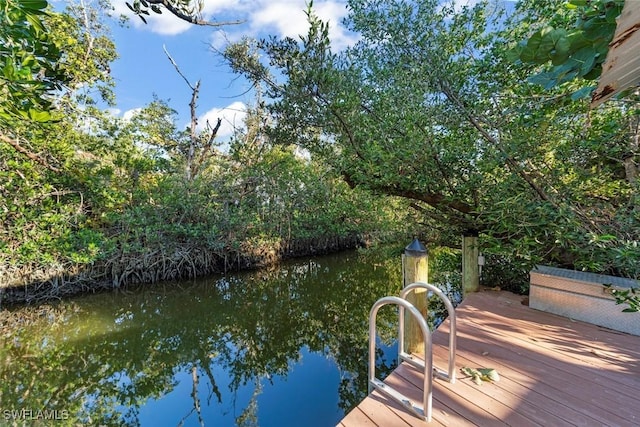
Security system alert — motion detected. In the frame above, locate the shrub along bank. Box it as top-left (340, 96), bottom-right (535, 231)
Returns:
top-left (1, 141), bottom-right (414, 305)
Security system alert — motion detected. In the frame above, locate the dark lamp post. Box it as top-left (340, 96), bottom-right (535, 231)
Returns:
top-left (405, 238), bottom-right (427, 258)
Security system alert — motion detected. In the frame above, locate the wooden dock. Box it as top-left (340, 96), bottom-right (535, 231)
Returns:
top-left (339, 289), bottom-right (640, 426)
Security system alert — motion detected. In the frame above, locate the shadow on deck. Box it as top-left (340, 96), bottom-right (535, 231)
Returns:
top-left (339, 289), bottom-right (640, 426)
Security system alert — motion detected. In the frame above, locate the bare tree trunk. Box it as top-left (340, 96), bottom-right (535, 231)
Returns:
top-left (164, 46), bottom-right (221, 181)
top-left (178, 365), bottom-right (204, 427)
top-left (186, 79), bottom-right (201, 181)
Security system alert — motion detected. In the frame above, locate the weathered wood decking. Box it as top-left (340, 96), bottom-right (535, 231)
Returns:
top-left (339, 289), bottom-right (640, 426)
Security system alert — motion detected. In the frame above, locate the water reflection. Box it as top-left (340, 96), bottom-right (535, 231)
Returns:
top-left (1, 248), bottom-right (407, 426)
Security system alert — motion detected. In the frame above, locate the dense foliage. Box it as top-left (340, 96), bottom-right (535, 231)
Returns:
top-left (0, 0), bottom-right (66, 123)
top-left (510, 0), bottom-right (625, 99)
top-left (1, 0), bottom-right (638, 303)
top-left (0, 0), bottom-right (412, 302)
top-left (223, 0), bottom-right (638, 291)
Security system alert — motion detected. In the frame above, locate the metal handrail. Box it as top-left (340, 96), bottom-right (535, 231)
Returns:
top-left (399, 282), bottom-right (457, 383)
top-left (369, 296), bottom-right (433, 422)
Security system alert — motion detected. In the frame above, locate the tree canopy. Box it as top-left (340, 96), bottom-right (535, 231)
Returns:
top-left (224, 0), bottom-right (638, 278)
top-left (1, 0), bottom-right (414, 302)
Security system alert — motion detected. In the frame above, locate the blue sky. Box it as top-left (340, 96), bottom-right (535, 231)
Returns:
top-left (65, 0), bottom-right (482, 140)
top-left (101, 0), bottom-right (358, 140)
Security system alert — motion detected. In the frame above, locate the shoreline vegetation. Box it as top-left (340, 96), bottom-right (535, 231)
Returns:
top-left (0, 233), bottom-right (398, 307)
top-left (2, 1), bottom-right (638, 310)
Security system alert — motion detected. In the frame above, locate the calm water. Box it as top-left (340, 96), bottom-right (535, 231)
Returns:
top-left (0, 248), bottom-right (421, 427)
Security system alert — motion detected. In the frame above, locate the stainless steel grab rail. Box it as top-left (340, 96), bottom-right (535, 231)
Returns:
top-left (369, 296), bottom-right (433, 421)
top-left (368, 283), bottom-right (457, 422)
top-left (399, 282), bottom-right (456, 383)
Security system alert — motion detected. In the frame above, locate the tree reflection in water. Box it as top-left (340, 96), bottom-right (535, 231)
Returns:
top-left (0, 248), bottom-right (439, 426)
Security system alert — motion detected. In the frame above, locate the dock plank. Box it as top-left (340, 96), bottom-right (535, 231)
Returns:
top-left (339, 289), bottom-right (640, 426)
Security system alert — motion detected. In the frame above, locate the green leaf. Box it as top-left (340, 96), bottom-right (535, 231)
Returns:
top-left (594, 234), bottom-right (618, 242)
top-left (554, 35), bottom-right (571, 55)
top-left (506, 44), bottom-right (524, 63)
top-left (3, 61), bottom-right (16, 79)
top-left (570, 86), bottom-right (595, 100)
top-left (28, 108), bottom-right (52, 122)
top-left (19, 0), bottom-right (49, 11)
top-left (584, 22), bottom-right (616, 42)
top-left (548, 28), bottom-right (568, 45)
top-left (606, 6), bottom-right (622, 23)
top-left (522, 29), bottom-right (556, 64)
top-left (550, 36), bottom-right (571, 66)
top-left (25, 14), bottom-right (46, 35)
top-left (572, 46), bottom-right (597, 76)
top-left (477, 368), bottom-right (500, 382)
top-left (461, 367), bottom-right (500, 385)
top-left (528, 71), bottom-right (557, 90)
top-left (567, 31), bottom-right (590, 52)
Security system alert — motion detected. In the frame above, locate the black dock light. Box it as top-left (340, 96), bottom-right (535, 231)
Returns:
top-left (404, 238), bottom-right (427, 258)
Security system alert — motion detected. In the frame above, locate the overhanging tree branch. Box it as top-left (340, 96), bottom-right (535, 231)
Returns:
top-left (0, 132), bottom-right (60, 173)
top-left (439, 79), bottom-right (556, 206)
top-left (128, 0), bottom-right (244, 27)
top-left (342, 169), bottom-right (474, 216)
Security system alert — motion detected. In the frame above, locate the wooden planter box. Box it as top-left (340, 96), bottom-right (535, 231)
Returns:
top-left (530, 266), bottom-right (640, 336)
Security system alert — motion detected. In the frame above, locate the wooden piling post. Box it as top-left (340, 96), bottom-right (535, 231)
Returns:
top-left (462, 232), bottom-right (479, 294)
top-left (403, 238), bottom-right (428, 354)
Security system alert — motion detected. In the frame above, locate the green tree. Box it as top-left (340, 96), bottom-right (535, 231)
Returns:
top-left (0, 0), bottom-right (69, 174)
top-left (48, 0), bottom-right (118, 108)
top-left (0, 0), bottom-right (124, 288)
top-left (224, 0), bottom-right (639, 285)
top-left (510, 0), bottom-right (639, 307)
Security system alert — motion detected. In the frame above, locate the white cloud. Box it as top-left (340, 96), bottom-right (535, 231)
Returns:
top-left (143, 13), bottom-right (193, 36)
top-left (446, 0), bottom-right (483, 13)
top-left (198, 101), bottom-right (247, 140)
top-left (249, 2), bottom-right (309, 39)
top-left (116, 104), bottom-right (245, 140)
top-left (248, 0), bottom-right (356, 48)
top-left (209, 30), bottom-right (231, 51)
top-left (314, 1), bottom-right (359, 49)
top-left (122, 107), bottom-right (143, 122)
top-left (112, 0), bottom-right (355, 49)
top-left (105, 107), bottom-right (122, 117)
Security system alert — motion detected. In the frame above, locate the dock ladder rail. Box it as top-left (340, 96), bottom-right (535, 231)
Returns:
top-left (368, 282), bottom-right (457, 422)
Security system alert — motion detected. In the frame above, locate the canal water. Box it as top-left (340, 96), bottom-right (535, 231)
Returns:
top-left (0, 247), bottom-right (459, 426)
